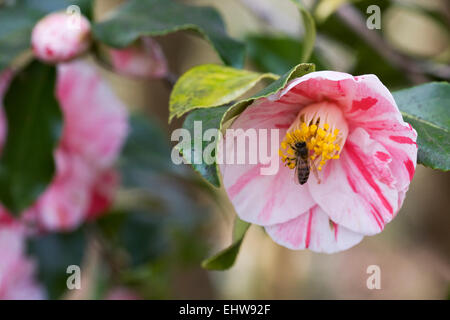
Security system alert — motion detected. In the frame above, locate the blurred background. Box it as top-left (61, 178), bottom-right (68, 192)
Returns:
top-left (68, 0), bottom-right (450, 299)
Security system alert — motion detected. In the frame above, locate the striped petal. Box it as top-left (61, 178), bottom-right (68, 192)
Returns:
top-left (29, 151), bottom-right (93, 231)
top-left (0, 224), bottom-right (45, 299)
top-left (309, 127), bottom-right (400, 235)
top-left (271, 70), bottom-right (356, 108)
top-left (343, 74), bottom-right (404, 123)
top-left (266, 205), bottom-right (364, 253)
top-left (343, 74), bottom-right (418, 192)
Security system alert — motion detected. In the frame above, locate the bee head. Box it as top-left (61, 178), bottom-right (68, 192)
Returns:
top-left (295, 141), bottom-right (306, 149)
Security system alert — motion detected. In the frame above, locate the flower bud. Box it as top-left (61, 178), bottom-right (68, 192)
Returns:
top-left (31, 12), bottom-right (91, 63)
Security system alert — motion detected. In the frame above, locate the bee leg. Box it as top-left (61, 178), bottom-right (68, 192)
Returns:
top-left (285, 157), bottom-right (296, 166)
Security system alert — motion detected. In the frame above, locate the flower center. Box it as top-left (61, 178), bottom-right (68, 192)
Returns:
top-left (279, 102), bottom-right (348, 179)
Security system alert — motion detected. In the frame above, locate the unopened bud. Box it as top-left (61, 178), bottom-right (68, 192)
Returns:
top-left (31, 12), bottom-right (91, 63)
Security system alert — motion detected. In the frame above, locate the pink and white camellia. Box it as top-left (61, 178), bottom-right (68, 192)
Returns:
top-left (220, 71), bottom-right (418, 253)
top-left (0, 60), bottom-right (128, 231)
top-left (0, 222), bottom-right (45, 300)
top-left (31, 12), bottom-right (91, 63)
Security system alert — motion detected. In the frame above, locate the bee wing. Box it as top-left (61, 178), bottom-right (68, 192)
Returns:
top-left (295, 156), bottom-right (311, 185)
top-left (293, 157), bottom-right (300, 185)
top-left (294, 156), bottom-right (309, 185)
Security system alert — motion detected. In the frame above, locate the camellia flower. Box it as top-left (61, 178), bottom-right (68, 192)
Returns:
top-left (220, 71), bottom-right (417, 253)
top-left (0, 223), bottom-right (45, 300)
top-left (31, 12), bottom-right (91, 63)
top-left (109, 37), bottom-right (168, 79)
top-left (0, 61), bottom-right (128, 231)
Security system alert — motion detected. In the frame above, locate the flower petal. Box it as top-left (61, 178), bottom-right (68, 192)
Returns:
top-left (271, 70), bottom-right (356, 108)
top-left (342, 74), bottom-right (418, 196)
top-left (363, 124), bottom-right (417, 193)
top-left (309, 127), bottom-right (400, 235)
top-left (57, 60), bottom-right (128, 169)
top-left (29, 151), bottom-right (94, 231)
top-left (109, 37), bottom-right (168, 79)
top-left (87, 169), bottom-right (119, 220)
top-left (0, 224), bottom-right (45, 300)
top-left (344, 74), bottom-right (404, 123)
top-left (220, 98), bottom-right (316, 226)
top-left (31, 12), bottom-right (91, 63)
top-left (266, 205), bottom-right (364, 253)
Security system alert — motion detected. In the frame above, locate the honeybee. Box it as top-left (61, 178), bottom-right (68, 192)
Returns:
top-left (292, 141), bottom-right (310, 185)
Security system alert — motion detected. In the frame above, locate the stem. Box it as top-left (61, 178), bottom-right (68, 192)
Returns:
top-left (335, 4), bottom-right (429, 84)
top-left (239, 0), bottom-right (450, 82)
top-left (336, 4), bottom-right (450, 82)
top-left (164, 71), bottom-right (179, 89)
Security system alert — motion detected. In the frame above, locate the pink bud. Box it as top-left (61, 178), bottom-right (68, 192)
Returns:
top-left (31, 12), bottom-right (91, 63)
top-left (109, 37), bottom-right (168, 79)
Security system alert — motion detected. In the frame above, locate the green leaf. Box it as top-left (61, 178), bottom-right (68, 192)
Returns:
top-left (202, 217), bottom-right (250, 271)
top-left (0, 5), bottom-right (40, 70)
top-left (0, 0), bottom-right (93, 70)
top-left (97, 206), bottom-right (208, 269)
top-left (97, 211), bottom-right (171, 268)
top-left (27, 228), bottom-right (87, 299)
top-left (119, 114), bottom-right (180, 184)
top-left (290, 0), bottom-right (316, 63)
top-left (92, 0), bottom-right (245, 68)
top-left (222, 63), bottom-right (315, 124)
top-left (169, 64), bottom-right (278, 121)
top-left (393, 82), bottom-right (450, 171)
top-left (246, 34), bottom-right (329, 75)
top-left (180, 105), bottom-right (230, 187)
top-left (0, 61), bottom-right (62, 214)
top-left (314, 0), bottom-right (350, 22)
top-left (119, 113), bottom-right (216, 205)
top-left (22, 0), bottom-right (93, 18)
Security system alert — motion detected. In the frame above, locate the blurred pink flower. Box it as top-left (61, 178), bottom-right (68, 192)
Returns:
top-left (0, 61), bottom-right (128, 231)
top-left (105, 287), bottom-right (142, 300)
top-left (0, 223), bottom-right (45, 300)
top-left (57, 61), bottom-right (129, 171)
top-left (109, 37), bottom-right (168, 79)
top-left (31, 12), bottom-right (91, 63)
top-left (87, 169), bottom-right (120, 221)
top-left (220, 71), bottom-right (418, 253)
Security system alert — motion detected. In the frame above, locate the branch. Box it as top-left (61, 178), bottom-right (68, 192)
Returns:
top-left (239, 0), bottom-right (449, 82)
top-left (336, 4), bottom-right (449, 83)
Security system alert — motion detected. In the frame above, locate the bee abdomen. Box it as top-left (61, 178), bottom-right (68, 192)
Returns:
top-left (298, 166), bottom-right (310, 185)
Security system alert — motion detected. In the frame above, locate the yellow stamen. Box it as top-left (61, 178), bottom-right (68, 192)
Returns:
top-left (279, 104), bottom-right (347, 181)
